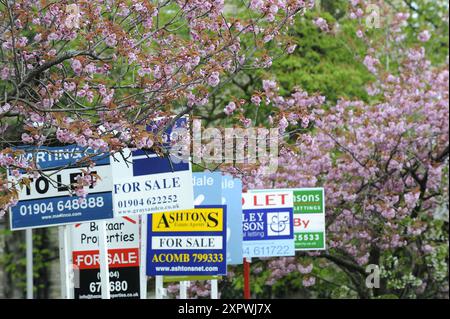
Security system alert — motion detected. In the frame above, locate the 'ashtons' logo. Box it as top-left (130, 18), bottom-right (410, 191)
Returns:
top-left (153, 209), bottom-right (222, 232)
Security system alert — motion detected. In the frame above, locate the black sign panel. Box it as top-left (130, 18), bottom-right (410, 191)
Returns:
top-left (74, 267), bottom-right (140, 299)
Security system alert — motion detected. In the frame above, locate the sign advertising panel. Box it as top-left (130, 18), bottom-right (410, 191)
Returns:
top-left (146, 206), bottom-right (227, 276)
top-left (248, 188), bottom-right (326, 250)
top-left (292, 188), bottom-right (326, 250)
top-left (71, 216), bottom-right (141, 299)
top-left (112, 118), bottom-right (194, 216)
top-left (9, 145), bottom-right (113, 230)
top-left (242, 191), bottom-right (295, 258)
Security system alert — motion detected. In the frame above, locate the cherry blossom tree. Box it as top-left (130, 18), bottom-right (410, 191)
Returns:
top-left (0, 0), bottom-right (316, 214)
top-left (232, 1), bottom-right (449, 299)
top-left (250, 51), bottom-right (448, 298)
top-left (1, 0), bottom-right (448, 299)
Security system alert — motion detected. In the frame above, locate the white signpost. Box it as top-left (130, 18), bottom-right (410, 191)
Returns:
top-left (59, 225), bottom-right (73, 299)
top-left (26, 229), bottom-right (33, 299)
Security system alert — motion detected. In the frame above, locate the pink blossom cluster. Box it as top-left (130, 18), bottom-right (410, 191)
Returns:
top-left (166, 280), bottom-right (219, 299)
top-left (265, 257), bottom-right (315, 287)
top-left (0, 0), bottom-right (316, 216)
top-left (244, 46), bottom-right (448, 272)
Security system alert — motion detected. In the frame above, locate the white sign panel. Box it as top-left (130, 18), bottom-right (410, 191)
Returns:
top-left (9, 145), bottom-right (114, 230)
top-left (242, 191), bottom-right (295, 258)
top-left (113, 168), bottom-right (194, 216)
top-left (71, 216), bottom-right (141, 299)
top-left (111, 117), bottom-right (194, 216)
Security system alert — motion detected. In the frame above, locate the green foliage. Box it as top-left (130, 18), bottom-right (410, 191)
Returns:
top-left (0, 227), bottom-right (55, 298)
top-left (402, 0), bottom-right (449, 65)
top-left (273, 11), bottom-right (373, 103)
top-left (0, 229), bottom-right (26, 296)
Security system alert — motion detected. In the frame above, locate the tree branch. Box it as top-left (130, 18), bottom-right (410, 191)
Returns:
top-left (320, 253), bottom-right (366, 276)
top-left (433, 145), bottom-right (449, 163)
top-left (9, 50), bottom-right (104, 97)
